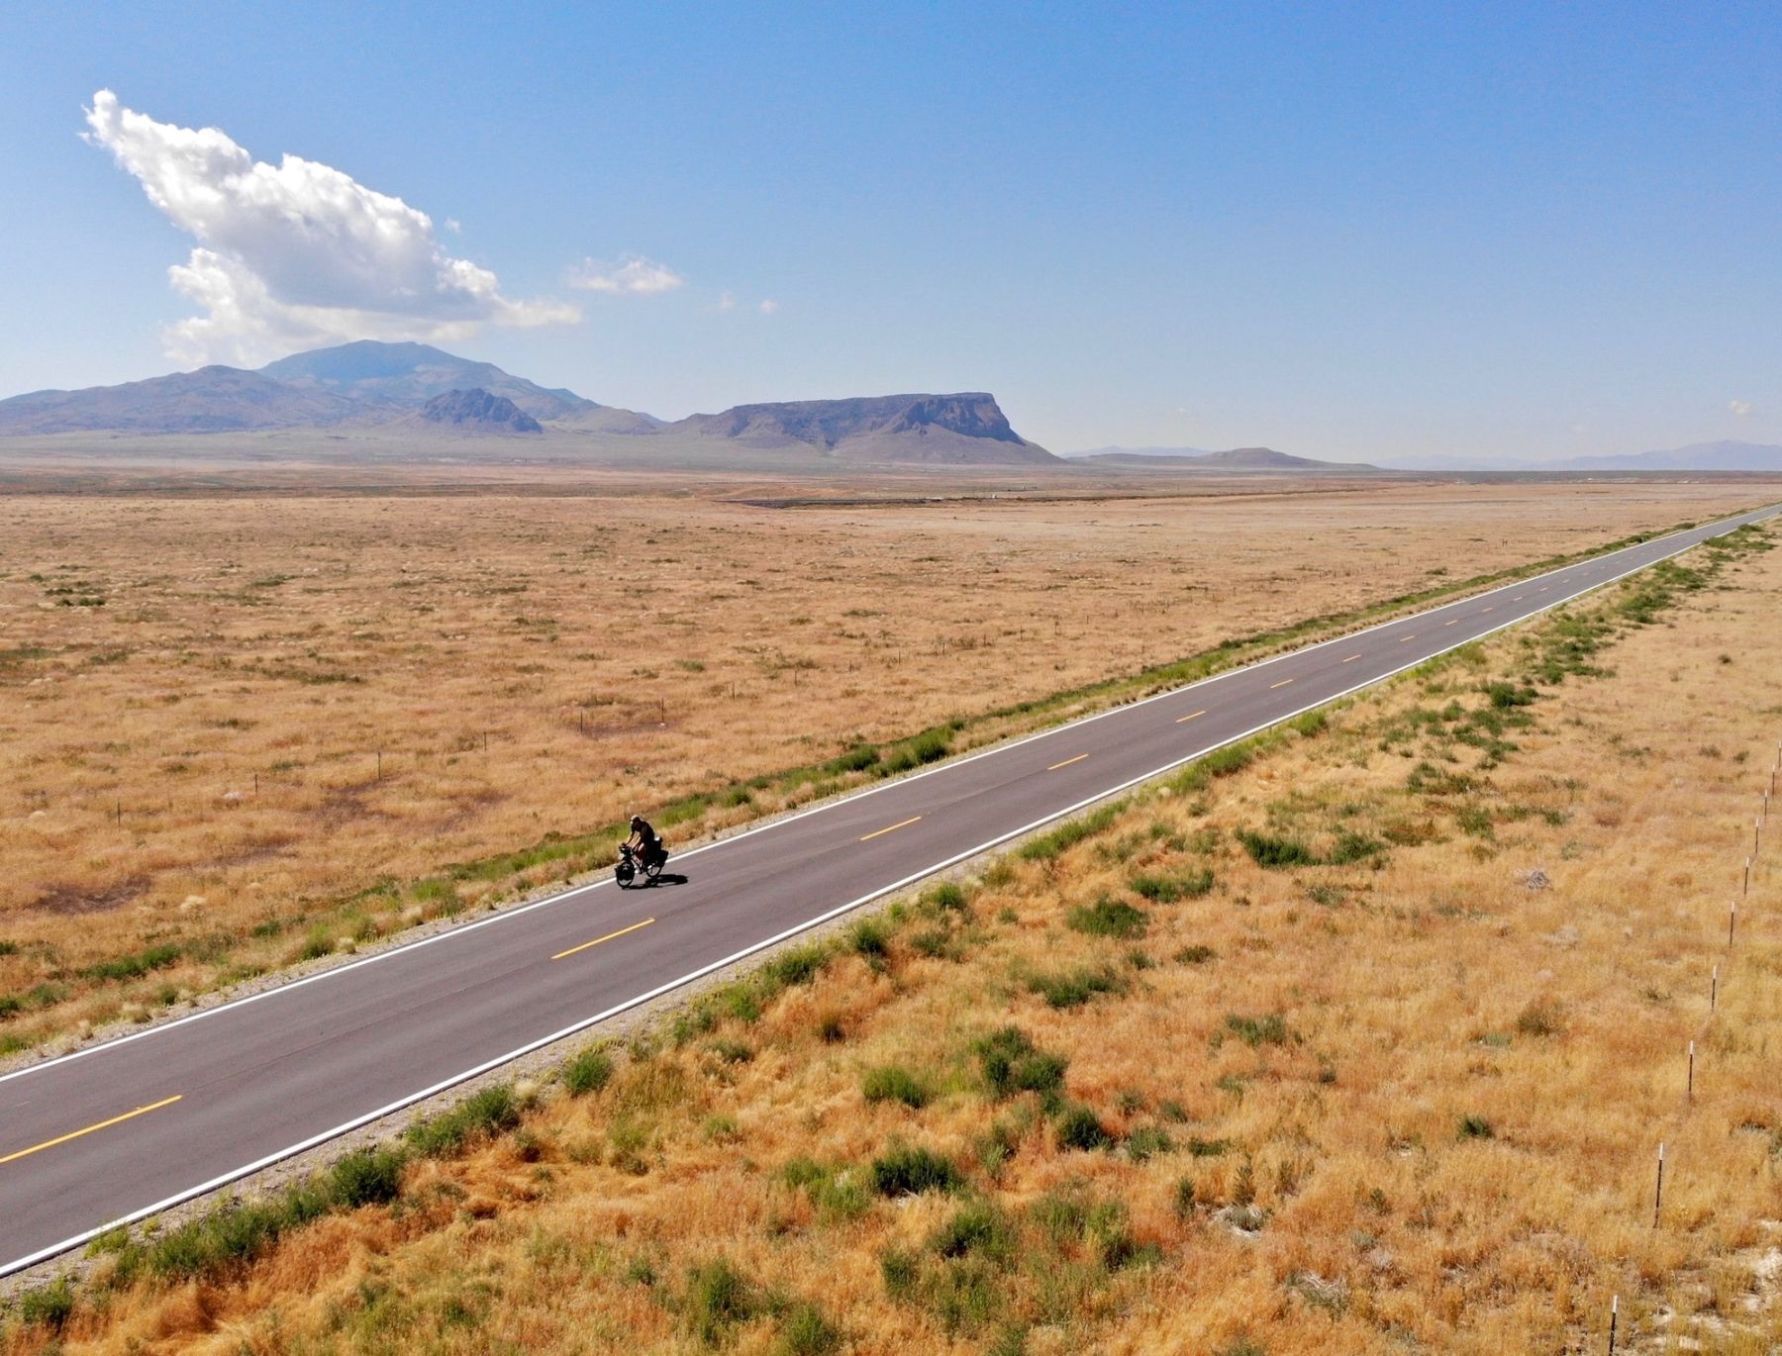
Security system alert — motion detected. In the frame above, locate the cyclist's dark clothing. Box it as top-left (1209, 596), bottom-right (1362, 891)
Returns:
top-left (630, 820), bottom-right (665, 868)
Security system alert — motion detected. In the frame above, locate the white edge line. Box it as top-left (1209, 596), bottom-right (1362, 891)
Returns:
top-left (1, 507), bottom-right (1774, 1277)
top-left (1, 503), bottom-right (1772, 1094)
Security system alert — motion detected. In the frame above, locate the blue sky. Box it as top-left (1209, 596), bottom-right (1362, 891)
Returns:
top-left (1, 1), bottom-right (1777, 460)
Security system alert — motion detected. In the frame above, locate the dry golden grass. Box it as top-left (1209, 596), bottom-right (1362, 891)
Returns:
top-left (3, 478), bottom-right (1778, 1052)
top-left (12, 518), bottom-right (1782, 1354)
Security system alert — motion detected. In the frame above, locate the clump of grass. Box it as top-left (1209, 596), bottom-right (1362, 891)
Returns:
top-left (1054, 1103), bottom-right (1113, 1152)
top-left (683, 1257), bottom-right (755, 1346)
top-left (1025, 965), bottom-right (1124, 1009)
top-left (761, 942), bottom-right (829, 989)
top-left (1019, 804), bottom-right (1121, 861)
top-left (973, 1026), bottom-right (1068, 1101)
top-left (1174, 943), bottom-right (1217, 965)
top-left (1222, 1012), bottom-right (1290, 1047)
top-left (781, 1158), bottom-right (871, 1220)
top-left (930, 1201), bottom-right (1016, 1261)
top-left (862, 1064), bottom-right (931, 1109)
top-left (1235, 829), bottom-right (1317, 868)
top-left (17, 1275), bottom-right (76, 1332)
top-left (134, 1142), bottom-right (410, 1284)
top-left (777, 1302), bottom-right (842, 1355)
top-left (1130, 865), bottom-right (1215, 902)
top-left (564, 1044), bottom-right (615, 1095)
top-left (879, 728), bottom-right (952, 775)
top-left (849, 917), bottom-right (891, 960)
top-left (1515, 997), bottom-right (1566, 1037)
top-left (870, 1143), bottom-right (961, 1196)
top-left (405, 1085), bottom-right (520, 1157)
top-left (926, 881), bottom-right (970, 912)
top-left (83, 941), bottom-right (182, 983)
top-left (1065, 895), bottom-right (1148, 939)
top-left (1125, 1125), bottom-right (1174, 1161)
top-left (1458, 1114), bottom-right (1495, 1140)
top-left (1289, 709), bottom-right (1328, 737)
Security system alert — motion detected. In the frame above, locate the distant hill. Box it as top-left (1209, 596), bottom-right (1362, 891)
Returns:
top-left (1378, 440), bottom-right (1782, 473)
top-left (1054, 449), bottom-right (1211, 466)
top-left (1078, 446), bottom-right (1384, 473)
top-left (1546, 440), bottom-right (1782, 472)
top-left (415, 388), bottom-right (542, 434)
top-left (0, 341), bottom-right (640, 437)
top-left (259, 341), bottom-right (596, 422)
top-left (0, 366), bottom-right (363, 435)
top-left (672, 393), bottom-right (1055, 464)
top-left (0, 345), bottom-right (1047, 467)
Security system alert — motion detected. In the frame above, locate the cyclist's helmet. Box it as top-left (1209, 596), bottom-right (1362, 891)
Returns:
top-left (630, 815), bottom-right (645, 830)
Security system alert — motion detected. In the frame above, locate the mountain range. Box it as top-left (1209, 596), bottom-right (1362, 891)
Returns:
top-left (0, 341), bottom-right (1051, 465)
top-left (5, 344), bottom-right (1779, 473)
top-left (1073, 446), bottom-right (1385, 473)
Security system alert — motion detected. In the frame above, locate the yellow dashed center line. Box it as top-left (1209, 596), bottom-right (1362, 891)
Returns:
top-left (552, 917), bottom-right (655, 961)
top-left (1047, 753), bottom-right (1089, 771)
top-left (1270, 678), bottom-right (1294, 689)
top-left (0, 1095), bottom-right (183, 1166)
top-left (1444, 619), bottom-right (1460, 626)
top-left (1176, 709), bottom-right (1207, 724)
top-left (1399, 634), bottom-right (1416, 643)
top-left (860, 815), bottom-right (922, 843)
top-left (1341, 654), bottom-right (1361, 663)
top-left (1480, 606), bottom-right (1494, 613)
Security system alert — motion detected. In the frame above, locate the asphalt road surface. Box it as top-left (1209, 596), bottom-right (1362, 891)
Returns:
top-left (2, 504), bottom-right (1775, 1276)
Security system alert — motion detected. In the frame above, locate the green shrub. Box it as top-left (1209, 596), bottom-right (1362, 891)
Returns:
top-left (1326, 832), bottom-right (1384, 865)
top-left (863, 1064), bottom-right (931, 1109)
top-left (926, 882), bottom-right (969, 913)
top-left (871, 1144), bottom-right (961, 1196)
top-left (1055, 1103), bottom-right (1112, 1152)
top-left (1223, 1013), bottom-right (1290, 1047)
top-left (328, 1145), bottom-right (407, 1208)
top-left (762, 943), bottom-right (829, 989)
top-left (973, 1026), bottom-right (1068, 1101)
top-left (826, 744), bottom-right (881, 775)
top-left (776, 1302), bottom-right (842, 1356)
top-left (1126, 1125), bottom-right (1174, 1161)
top-left (1458, 1114), bottom-right (1495, 1140)
top-left (1130, 866), bottom-right (1215, 902)
top-left (930, 1201), bottom-right (1016, 1262)
top-left (881, 1247), bottom-right (921, 1299)
top-left (405, 1085), bottom-right (520, 1157)
top-left (880, 729), bottom-right (952, 775)
top-left (564, 1045), bottom-right (615, 1096)
top-left (1026, 965), bottom-right (1123, 1009)
top-left (781, 1158), bottom-right (871, 1220)
top-left (1289, 709), bottom-right (1328, 737)
top-left (84, 942), bottom-right (182, 983)
top-left (684, 1258), bottom-right (755, 1345)
top-left (1018, 804), bottom-right (1120, 861)
top-left (18, 1276), bottom-right (75, 1331)
top-left (849, 917), bottom-right (890, 959)
top-left (1236, 829), bottom-right (1316, 868)
top-left (1066, 896), bottom-right (1147, 939)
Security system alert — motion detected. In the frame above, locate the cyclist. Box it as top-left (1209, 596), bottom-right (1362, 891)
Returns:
top-left (624, 815), bottom-right (667, 872)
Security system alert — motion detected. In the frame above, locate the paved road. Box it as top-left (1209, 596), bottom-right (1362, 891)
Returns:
top-left (1, 504), bottom-right (1775, 1275)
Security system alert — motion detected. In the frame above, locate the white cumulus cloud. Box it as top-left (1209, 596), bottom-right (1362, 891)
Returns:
top-left (1730, 399), bottom-right (1754, 417)
top-left (568, 254), bottom-right (686, 296)
top-left (758, 298), bottom-right (779, 315)
top-left (83, 89), bottom-right (577, 366)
